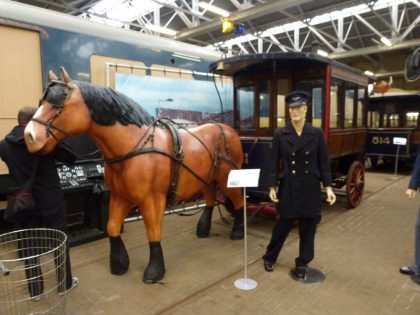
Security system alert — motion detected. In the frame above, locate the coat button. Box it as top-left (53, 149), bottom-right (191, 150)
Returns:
top-left (292, 170), bottom-right (296, 174)
top-left (305, 161), bottom-right (309, 164)
top-left (292, 152), bottom-right (295, 156)
top-left (304, 170), bottom-right (309, 174)
top-left (305, 151), bottom-right (309, 155)
top-left (292, 161), bottom-right (296, 165)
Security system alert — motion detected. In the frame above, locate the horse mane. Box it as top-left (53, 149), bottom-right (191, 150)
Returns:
top-left (75, 80), bottom-right (155, 127)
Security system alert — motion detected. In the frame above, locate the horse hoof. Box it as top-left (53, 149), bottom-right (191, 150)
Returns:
top-left (196, 231), bottom-right (210, 238)
top-left (109, 236), bottom-right (129, 275)
top-left (196, 225), bottom-right (210, 238)
top-left (230, 227), bottom-right (244, 240)
top-left (142, 266), bottom-right (165, 284)
top-left (110, 260), bottom-right (129, 275)
top-left (196, 207), bottom-right (213, 238)
top-left (196, 220), bottom-right (210, 238)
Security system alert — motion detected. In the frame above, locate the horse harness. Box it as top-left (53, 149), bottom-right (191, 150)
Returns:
top-left (104, 118), bottom-right (237, 206)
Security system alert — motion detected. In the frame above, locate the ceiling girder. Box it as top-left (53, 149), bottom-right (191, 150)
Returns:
top-left (329, 38), bottom-right (420, 59)
top-left (174, 0), bottom-right (312, 40)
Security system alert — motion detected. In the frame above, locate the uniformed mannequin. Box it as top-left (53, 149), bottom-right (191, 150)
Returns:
top-left (262, 91), bottom-right (336, 280)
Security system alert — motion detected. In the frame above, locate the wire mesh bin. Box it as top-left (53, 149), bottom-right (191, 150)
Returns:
top-left (0, 228), bottom-right (67, 315)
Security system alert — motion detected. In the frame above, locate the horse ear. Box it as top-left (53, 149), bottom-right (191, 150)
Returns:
top-left (60, 67), bottom-right (72, 83)
top-left (48, 70), bottom-right (58, 81)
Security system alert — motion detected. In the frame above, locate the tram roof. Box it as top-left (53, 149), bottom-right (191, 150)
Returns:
top-left (369, 93), bottom-right (420, 103)
top-left (210, 52), bottom-right (370, 78)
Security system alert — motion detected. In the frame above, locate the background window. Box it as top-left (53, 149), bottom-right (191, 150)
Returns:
top-left (312, 87), bottom-right (322, 128)
top-left (406, 112), bottom-right (419, 127)
top-left (259, 81), bottom-right (270, 128)
top-left (330, 85), bottom-right (339, 128)
top-left (276, 79), bottom-right (288, 127)
top-left (344, 89), bottom-right (355, 128)
top-left (237, 86), bottom-right (255, 130)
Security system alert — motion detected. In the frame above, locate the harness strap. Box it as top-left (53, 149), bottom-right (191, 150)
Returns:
top-left (31, 116), bottom-right (71, 144)
top-left (158, 118), bottom-right (183, 205)
top-left (105, 147), bottom-right (210, 188)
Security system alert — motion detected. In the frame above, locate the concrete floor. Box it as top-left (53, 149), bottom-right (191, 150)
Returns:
top-left (62, 170), bottom-right (420, 315)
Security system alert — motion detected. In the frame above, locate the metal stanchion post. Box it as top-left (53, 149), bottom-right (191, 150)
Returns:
top-left (234, 187), bottom-right (257, 290)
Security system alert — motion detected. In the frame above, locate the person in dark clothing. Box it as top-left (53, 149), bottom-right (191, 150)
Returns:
top-left (262, 91), bottom-right (336, 280)
top-left (0, 106), bottom-right (78, 299)
top-left (399, 145), bottom-right (420, 284)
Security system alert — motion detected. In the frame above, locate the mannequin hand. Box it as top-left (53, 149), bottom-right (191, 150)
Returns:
top-left (406, 188), bottom-right (417, 200)
top-left (269, 188), bottom-right (279, 203)
top-left (325, 187), bottom-right (336, 205)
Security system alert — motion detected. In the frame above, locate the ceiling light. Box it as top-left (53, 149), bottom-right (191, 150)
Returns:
top-left (364, 70), bottom-right (374, 76)
top-left (146, 24), bottom-right (176, 36)
top-left (316, 49), bottom-right (329, 57)
top-left (198, 2), bottom-right (230, 17)
top-left (380, 37), bottom-right (392, 46)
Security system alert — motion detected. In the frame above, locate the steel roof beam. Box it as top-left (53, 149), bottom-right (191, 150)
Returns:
top-left (329, 38), bottom-right (420, 59)
top-left (174, 0), bottom-right (312, 40)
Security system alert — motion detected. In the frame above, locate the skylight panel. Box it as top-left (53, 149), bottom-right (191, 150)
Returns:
top-left (80, 0), bottom-right (176, 27)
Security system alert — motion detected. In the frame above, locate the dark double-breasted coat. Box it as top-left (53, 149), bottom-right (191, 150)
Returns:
top-left (268, 123), bottom-right (332, 219)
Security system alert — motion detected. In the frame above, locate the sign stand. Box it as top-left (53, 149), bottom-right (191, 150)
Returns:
top-left (227, 169), bottom-right (260, 291)
top-left (391, 137), bottom-right (407, 180)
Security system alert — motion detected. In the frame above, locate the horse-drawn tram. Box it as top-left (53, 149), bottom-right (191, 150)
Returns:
top-left (366, 93), bottom-right (420, 167)
top-left (210, 52), bottom-right (371, 210)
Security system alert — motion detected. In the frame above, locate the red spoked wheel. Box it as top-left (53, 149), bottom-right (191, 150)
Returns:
top-left (345, 160), bottom-right (365, 208)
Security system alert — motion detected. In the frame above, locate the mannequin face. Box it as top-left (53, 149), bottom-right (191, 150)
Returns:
top-left (289, 104), bottom-right (307, 123)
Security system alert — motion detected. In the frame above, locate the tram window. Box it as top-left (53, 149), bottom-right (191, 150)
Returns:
top-left (237, 86), bottom-right (255, 130)
top-left (259, 81), bottom-right (270, 128)
top-left (368, 111), bottom-right (380, 128)
top-left (383, 113), bottom-right (388, 127)
top-left (330, 85), bottom-right (339, 128)
top-left (312, 87), bottom-right (322, 128)
top-left (344, 89), bottom-right (355, 128)
top-left (276, 78), bottom-right (288, 128)
top-left (406, 112), bottom-right (419, 127)
top-left (295, 78), bottom-right (324, 125)
top-left (389, 114), bottom-right (399, 127)
top-left (356, 89), bottom-right (365, 127)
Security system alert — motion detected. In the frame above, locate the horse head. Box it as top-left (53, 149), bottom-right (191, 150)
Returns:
top-left (24, 67), bottom-right (91, 154)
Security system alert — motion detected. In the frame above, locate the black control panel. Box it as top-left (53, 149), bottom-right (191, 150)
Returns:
top-left (0, 159), bottom-right (109, 245)
top-left (57, 160), bottom-right (105, 190)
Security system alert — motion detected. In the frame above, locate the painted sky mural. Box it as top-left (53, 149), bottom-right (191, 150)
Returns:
top-left (115, 73), bottom-right (233, 120)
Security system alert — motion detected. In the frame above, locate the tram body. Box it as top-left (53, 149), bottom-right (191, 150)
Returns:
top-left (211, 53), bottom-right (371, 210)
top-left (366, 93), bottom-right (420, 167)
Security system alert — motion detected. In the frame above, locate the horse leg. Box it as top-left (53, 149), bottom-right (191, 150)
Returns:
top-left (196, 189), bottom-right (216, 238)
top-left (196, 205), bottom-right (214, 237)
top-left (230, 204), bottom-right (244, 240)
top-left (140, 195), bottom-right (166, 284)
top-left (224, 187), bottom-right (245, 240)
top-left (107, 195), bottom-right (132, 275)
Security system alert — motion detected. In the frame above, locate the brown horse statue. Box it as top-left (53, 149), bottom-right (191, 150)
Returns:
top-left (24, 67), bottom-right (244, 284)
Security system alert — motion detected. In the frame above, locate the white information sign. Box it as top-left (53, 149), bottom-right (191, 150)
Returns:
top-left (393, 137), bottom-right (407, 145)
top-left (227, 169), bottom-right (260, 188)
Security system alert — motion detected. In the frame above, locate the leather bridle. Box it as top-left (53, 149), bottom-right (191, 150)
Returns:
top-left (31, 80), bottom-right (72, 143)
